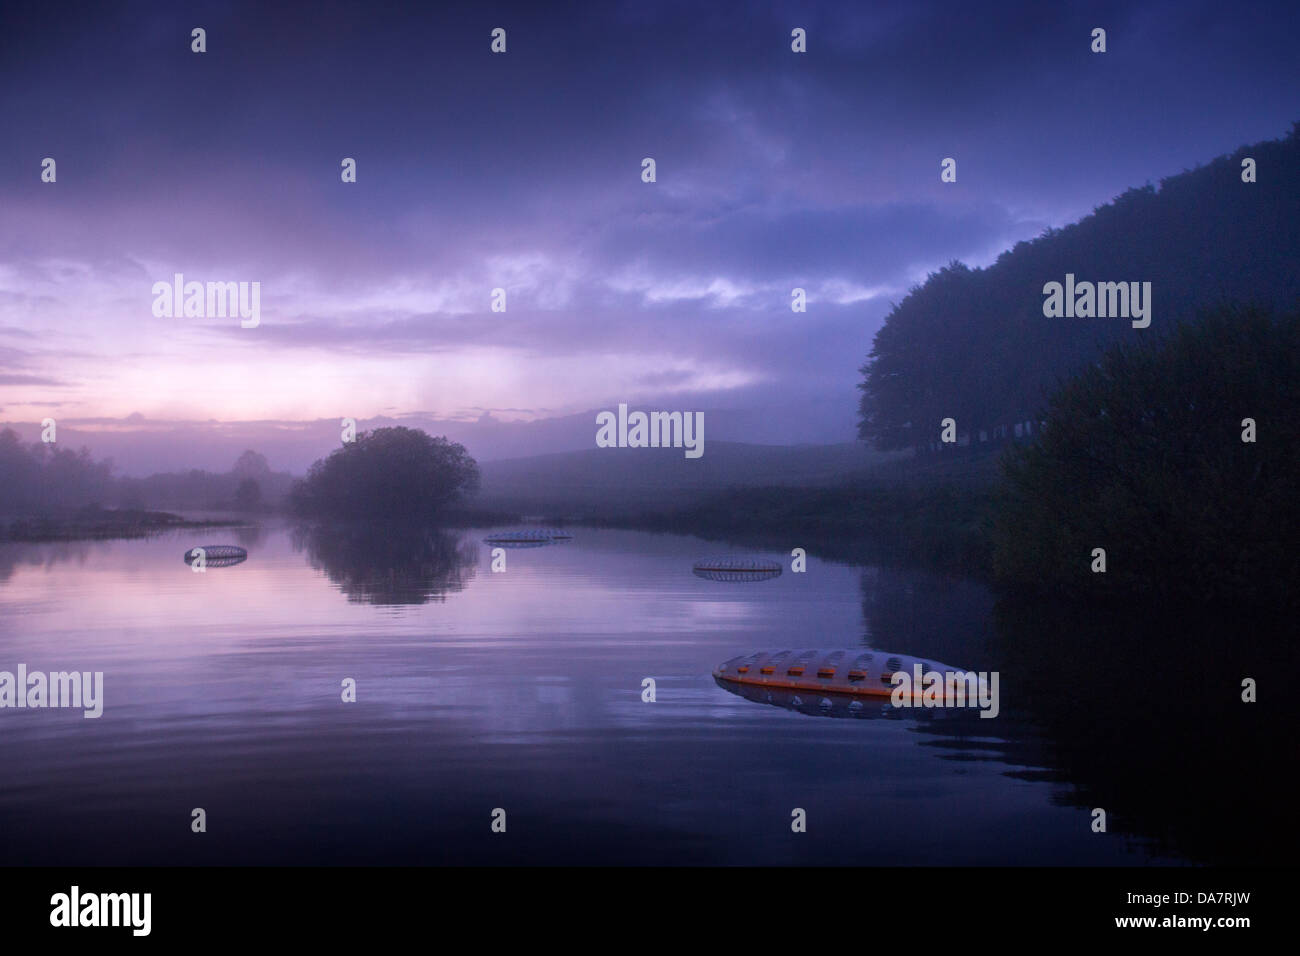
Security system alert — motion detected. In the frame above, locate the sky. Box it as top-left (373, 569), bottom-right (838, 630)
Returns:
top-left (2, 0), bottom-right (1298, 473)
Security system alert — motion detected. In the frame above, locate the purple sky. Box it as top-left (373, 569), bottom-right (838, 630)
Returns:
top-left (2, 0), bottom-right (1298, 472)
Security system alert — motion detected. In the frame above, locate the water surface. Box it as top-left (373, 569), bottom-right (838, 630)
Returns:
top-left (0, 524), bottom-right (1252, 865)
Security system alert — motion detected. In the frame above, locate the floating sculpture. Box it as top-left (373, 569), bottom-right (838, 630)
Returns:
top-left (714, 649), bottom-right (964, 699)
top-left (692, 557), bottom-right (782, 582)
top-left (182, 544), bottom-right (248, 568)
top-left (713, 649), bottom-right (996, 719)
top-left (483, 530), bottom-right (555, 548)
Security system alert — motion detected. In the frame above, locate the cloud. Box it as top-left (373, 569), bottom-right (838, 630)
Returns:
top-left (1, 0), bottom-right (1297, 437)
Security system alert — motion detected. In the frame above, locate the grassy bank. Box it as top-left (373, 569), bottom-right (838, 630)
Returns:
top-left (566, 447), bottom-right (1005, 574)
top-left (0, 509), bottom-right (239, 542)
top-left (591, 481), bottom-right (997, 573)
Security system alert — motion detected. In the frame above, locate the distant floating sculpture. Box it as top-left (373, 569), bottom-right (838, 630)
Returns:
top-left (182, 544), bottom-right (248, 568)
top-left (484, 528), bottom-right (575, 547)
top-left (692, 557), bottom-right (782, 582)
top-left (483, 530), bottom-right (556, 548)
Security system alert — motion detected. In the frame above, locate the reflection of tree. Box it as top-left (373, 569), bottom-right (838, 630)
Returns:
top-left (0, 541), bottom-right (93, 585)
top-left (232, 524), bottom-right (267, 548)
top-left (859, 565), bottom-right (997, 670)
top-left (293, 522), bottom-right (478, 606)
top-left (0, 544), bottom-right (20, 584)
top-left (860, 566), bottom-right (1297, 864)
top-left (852, 566), bottom-right (1058, 784)
top-left (989, 599), bottom-right (1297, 865)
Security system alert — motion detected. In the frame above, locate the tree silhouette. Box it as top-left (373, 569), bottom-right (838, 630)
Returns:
top-left (290, 426), bottom-right (479, 520)
top-left (234, 478), bottom-right (262, 510)
top-left (0, 429), bottom-right (113, 514)
top-left (992, 305), bottom-right (1299, 608)
top-left (859, 124), bottom-right (1300, 453)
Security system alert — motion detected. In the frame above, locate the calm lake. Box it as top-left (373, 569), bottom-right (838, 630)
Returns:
top-left (0, 523), bottom-right (1278, 865)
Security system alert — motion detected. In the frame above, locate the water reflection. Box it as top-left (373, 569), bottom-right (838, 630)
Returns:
top-left (293, 522), bottom-right (478, 605)
top-left (988, 599), bottom-right (1296, 866)
top-left (856, 566), bottom-right (1296, 865)
top-left (860, 565), bottom-right (998, 669)
top-left (0, 523), bottom-right (1284, 866)
top-left (231, 523), bottom-right (269, 548)
top-left (0, 540), bottom-right (94, 584)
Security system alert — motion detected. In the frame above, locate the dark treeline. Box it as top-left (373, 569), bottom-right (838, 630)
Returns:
top-left (0, 428), bottom-right (113, 514)
top-left (0, 433), bottom-right (294, 516)
top-left (602, 475), bottom-right (997, 573)
top-left (859, 123), bottom-right (1300, 452)
top-left (994, 305), bottom-right (1299, 609)
top-left (118, 449), bottom-right (296, 512)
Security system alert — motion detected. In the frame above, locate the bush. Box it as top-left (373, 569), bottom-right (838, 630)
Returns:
top-left (992, 305), bottom-right (1300, 609)
top-left (290, 427), bottom-right (479, 520)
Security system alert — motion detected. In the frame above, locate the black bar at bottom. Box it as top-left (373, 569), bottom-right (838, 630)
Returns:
top-left (0, 866), bottom-right (1279, 941)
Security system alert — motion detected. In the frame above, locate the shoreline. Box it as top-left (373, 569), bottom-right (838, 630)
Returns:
top-left (0, 510), bottom-right (242, 543)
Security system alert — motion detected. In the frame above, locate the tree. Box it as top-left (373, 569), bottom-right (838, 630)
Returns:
top-left (858, 125), bottom-right (1300, 453)
top-left (0, 428), bottom-right (113, 514)
top-left (991, 306), bottom-right (1300, 609)
top-left (234, 478), bottom-right (262, 510)
top-left (290, 427), bottom-right (479, 520)
top-left (232, 450), bottom-right (271, 480)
